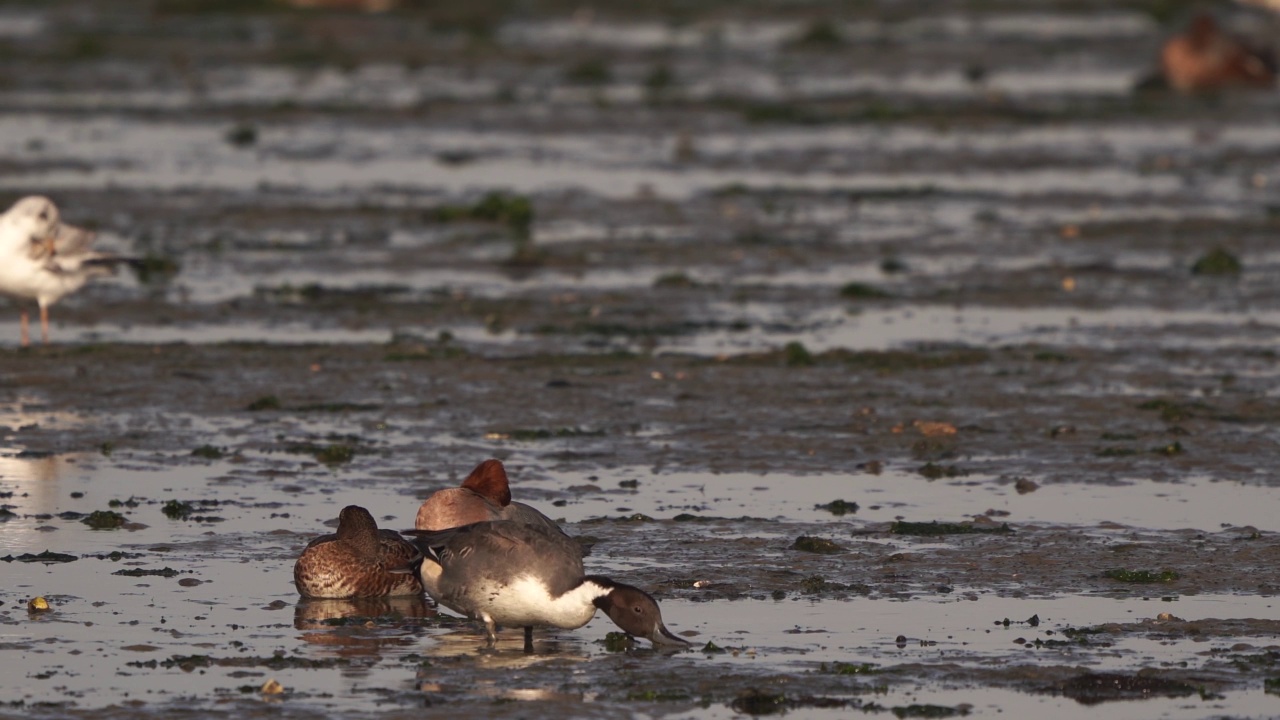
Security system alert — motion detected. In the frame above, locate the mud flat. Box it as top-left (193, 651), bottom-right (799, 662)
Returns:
top-left (2, 1), bottom-right (1280, 718)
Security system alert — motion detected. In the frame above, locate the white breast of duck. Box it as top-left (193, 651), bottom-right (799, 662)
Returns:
top-left (467, 575), bottom-right (608, 629)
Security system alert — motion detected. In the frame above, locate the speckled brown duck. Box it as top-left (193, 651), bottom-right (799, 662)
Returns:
top-left (294, 505), bottom-right (423, 599)
top-left (415, 459), bottom-right (563, 533)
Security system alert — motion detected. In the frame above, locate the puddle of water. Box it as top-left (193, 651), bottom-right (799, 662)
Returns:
top-left (691, 593), bottom-right (1280, 668)
top-left (498, 13), bottom-right (1154, 52)
top-left (5, 114), bottom-right (1277, 203)
top-left (674, 686), bottom-right (1274, 720)
top-left (663, 304), bottom-right (1280, 355)
top-left (487, 465), bottom-right (1280, 533)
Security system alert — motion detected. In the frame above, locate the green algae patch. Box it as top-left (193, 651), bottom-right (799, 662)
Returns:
top-left (917, 463), bottom-right (967, 479)
top-left (1, 550), bottom-right (78, 563)
top-left (891, 521), bottom-right (1013, 536)
top-left (601, 632), bottom-right (634, 652)
top-left (838, 282), bottom-right (890, 300)
top-left (831, 348), bottom-right (988, 372)
top-left (162, 500), bottom-right (195, 520)
top-left (726, 347), bottom-right (987, 372)
top-left (130, 254), bottom-right (182, 285)
top-left (82, 510), bottom-right (127, 530)
top-left (653, 272), bottom-right (698, 289)
top-left (383, 343), bottom-right (471, 362)
top-left (1190, 247), bottom-right (1242, 276)
top-left (793, 536), bottom-right (845, 554)
top-left (225, 123), bottom-right (257, 148)
top-left (784, 341), bottom-right (814, 367)
top-left (191, 444), bottom-right (224, 460)
top-left (293, 402), bottom-right (380, 413)
top-left (314, 444), bottom-right (356, 465)
top-left (892, 704), bottom-right (969, 718)
top-left (488, 427), bottom-right (605, 441)
top-left (127, 654), bottom-right (349, 671)
top-left (701, 641), bottom-right (727, 654)
top-left (432, 192), bottom-right (533, 238)
top-left (731, 689), bottom-right (786, 715)
top-left (789, 19), bottom-right (846, 48)
top-left (1136, 398), bottom-right (1210, 423)
top-left (1055, 672), bottom-right (1196, 704)
top-left (113, 567), bottom-right (180, 578)
top-left (1265, 678), bottom-right (1280, 695)
top-left (627, 689), bottom-right (691, 701)
top-left (564, 58), bottom-right (612, 85)
top-left (1103, 569), bottom-right (1179, 583)
top-left (245, 395), bottom-right (281, 411)
top-left (822, 661), bottom-right (878, 675)
top-left (800, 575), bottom-right (856, 594)
top-left (815, 499), bottom-right (859, 516)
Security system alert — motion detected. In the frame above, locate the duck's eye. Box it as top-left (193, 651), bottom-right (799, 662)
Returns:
top-left (38, 210), bottom-right (48, 221)
top-left (633, 606), bottom-right (642, 614)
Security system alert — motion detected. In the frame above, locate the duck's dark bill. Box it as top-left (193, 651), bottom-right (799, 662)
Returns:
top-left (650, 622), bottom-right (691, 647)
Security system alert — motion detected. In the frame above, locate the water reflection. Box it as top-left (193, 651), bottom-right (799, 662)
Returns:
top-left (294, 595), bottom-right (436, 657)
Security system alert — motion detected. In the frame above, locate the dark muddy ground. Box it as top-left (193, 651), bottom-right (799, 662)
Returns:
top-left (2, 1), bottom-right (1280, 718)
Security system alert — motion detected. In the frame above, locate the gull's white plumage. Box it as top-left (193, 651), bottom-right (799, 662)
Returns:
top-left (0, 196), bottom-right (124, 346)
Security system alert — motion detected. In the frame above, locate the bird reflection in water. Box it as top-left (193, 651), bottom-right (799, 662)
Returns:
top-left (294, 595), bottom-right (436, 656)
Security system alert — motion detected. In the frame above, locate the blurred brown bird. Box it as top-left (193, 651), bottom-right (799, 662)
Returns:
top-left (1160, 14), bottom-right (1276, 93)
top-left (280, 0), bottom-right (396, 11)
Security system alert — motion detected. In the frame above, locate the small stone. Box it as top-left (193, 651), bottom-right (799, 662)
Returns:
top-left (260, 678), bottom-right (284, 695)
top-left (27, 596), bottom-right (50, 612)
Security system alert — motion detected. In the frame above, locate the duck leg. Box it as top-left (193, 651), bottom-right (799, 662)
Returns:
top-left (39, 306), bottom-right (49, 345)
top-left (19, 310), bottom-right (29, 347)
top-left (523, 626), bottom-right (534, 654)
top-left (482, 614), bottom-right (499, 646)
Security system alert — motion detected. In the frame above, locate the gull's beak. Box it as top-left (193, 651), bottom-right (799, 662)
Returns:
top-left (32, 228), bottom-right (58, 260)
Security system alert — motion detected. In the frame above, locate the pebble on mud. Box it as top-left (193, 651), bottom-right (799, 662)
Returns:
top-left (260, 678), bottom-right (284, 695)
top-left (27, 596), bottom-right (50, 613)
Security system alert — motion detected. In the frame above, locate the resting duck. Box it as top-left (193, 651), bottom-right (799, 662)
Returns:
top-left (405, 520), bottom-right (689, 652)
top-left (1160, 14), bottom-right (1275, 93)
top-left (415, 459), bottom-right (563, 534)
top-left (294, 505), bottom-right (423, 599)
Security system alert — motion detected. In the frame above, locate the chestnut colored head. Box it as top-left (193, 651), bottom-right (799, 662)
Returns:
top-left (593, 579), bottom-right (690, 648)
top-left (414, 459), bottom-right (523, 530)
top-left (460, 459), bottom-right (512, 507)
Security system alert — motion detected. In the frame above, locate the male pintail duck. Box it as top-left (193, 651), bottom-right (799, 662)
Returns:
top-left (1160, 14), bottom-right (1275, 93)
top-left (404, 520), bottom-right (689, 652)
top-left (294, 505), bottom-right (423, 599)
top-left (0, 196), bottom-right (139, 346)
top-left (416, 459), bottom-right (563, 534)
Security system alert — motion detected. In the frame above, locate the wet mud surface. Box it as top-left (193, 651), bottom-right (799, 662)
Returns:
top-left (3, 1), bottom-right (1280, 718)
